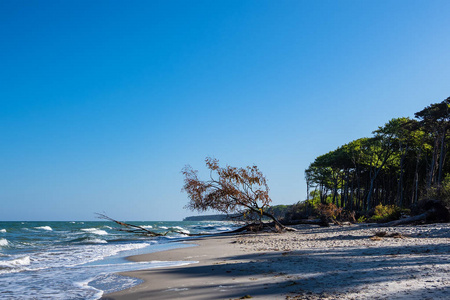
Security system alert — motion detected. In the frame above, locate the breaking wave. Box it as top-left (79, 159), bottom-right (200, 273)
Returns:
top-left (0, 256), bottom-right (31, 270)
top-left (171, 226), bottom-right (190, 234)
top-left (0, 238), bottom-right (8, 247)
top-left (81, 228), bottom-right (108, 235)
top-left (35, 226), bottom-right (53, 231)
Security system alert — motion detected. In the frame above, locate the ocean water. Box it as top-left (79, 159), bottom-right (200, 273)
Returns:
top-left (0, 220), bottom-right (236, 299)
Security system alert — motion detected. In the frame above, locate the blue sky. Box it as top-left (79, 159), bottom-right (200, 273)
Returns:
top-left (1, 0), bottom-right (449, 221)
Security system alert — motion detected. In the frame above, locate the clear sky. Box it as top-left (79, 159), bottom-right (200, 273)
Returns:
top-left (1, 0), bottom-right (449, 221)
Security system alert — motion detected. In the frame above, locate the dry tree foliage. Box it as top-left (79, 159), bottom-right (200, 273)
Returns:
top-left (182, 157), bottom-right (286, 230)
top-left (316, 203), bottom-right (343, 222)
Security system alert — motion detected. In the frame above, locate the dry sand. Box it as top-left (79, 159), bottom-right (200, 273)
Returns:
top-left (102, 223), bottom-right (450, 300)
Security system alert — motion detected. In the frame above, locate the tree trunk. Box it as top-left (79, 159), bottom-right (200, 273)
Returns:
top-left (367, 149), bottom-right (391, 211)
top-left (343, 170), bottom-right (349, 209)
top-left (428, 136), bottom-right (439, 188)
top-left (261, 210), bottom-right (287, 230)
top-left (350, 170), bottom-right (355, 211)
top-left (332, 172), bottom-right (338, 206)
top-left (381, 211), bottom-right (430, 227)
top-left (397, 152), bottom-right (406, 207)
top-left (412, 147), bottom-right (422, 205)
top-left (437, 125), bottom-right (447, 185)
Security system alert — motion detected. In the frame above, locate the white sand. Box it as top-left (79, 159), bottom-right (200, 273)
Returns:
top-left (236, 223), bottom-right (450, 299)
top-left (103, 223), bottom-right (450, 300)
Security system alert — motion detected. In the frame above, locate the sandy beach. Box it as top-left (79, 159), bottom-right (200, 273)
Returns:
top-left (102, 223), bottom-right (450, 300)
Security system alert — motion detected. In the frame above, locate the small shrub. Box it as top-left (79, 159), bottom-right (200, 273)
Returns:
top-left (370, 204), bottom-right (402, 223)
top-left (422, 174), bottom-right (450, 208)
top-left (357, 216), bottom-right (367, 223)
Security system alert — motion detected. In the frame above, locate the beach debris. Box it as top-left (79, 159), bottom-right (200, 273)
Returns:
top-left (375, 231), bottom-right (387, 237)
top-left (371, 231), bottom-right (406, 240)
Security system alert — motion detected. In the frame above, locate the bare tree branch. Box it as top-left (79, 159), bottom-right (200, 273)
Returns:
top-left (96, 213), bottom-right (208, 236)
top-left (182, 157), bottom-right (296, 232)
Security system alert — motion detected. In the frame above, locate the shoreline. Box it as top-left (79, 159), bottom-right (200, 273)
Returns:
top-left (102, 223), bottom-right (450, 300)
top-left (101, 234), bottom-right (284, 300)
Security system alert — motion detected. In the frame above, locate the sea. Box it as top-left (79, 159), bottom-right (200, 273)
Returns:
top-left (0, 220), bottom-right (237, 299)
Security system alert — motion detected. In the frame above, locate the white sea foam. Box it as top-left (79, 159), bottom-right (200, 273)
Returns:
top-left (141, 225), bottom-right (153, 229)
top-left (0, 238), bottom-right (8, 247)
top-left (85, 238), bottom-right (108, 244)
top-left (74, 277), bottom-right (103, 300)
top-left (0, 256), bottom-right (31, 269)
top-left (217, 226), bottom-right (232, 231)
top-left (159, 226), bottom-right (168, 229)
top-left (172, 226), bottom-right (190, 234)
top-left (86, 274), bottom-right (140, 298)
top-left (0, 220), bottom-right (201, 299)
top-left (81, 228), bottom-right (108, 235)
top-left (166, 287), bottom-right (189, 292)
top-left (0, 241), bottom-right (153, 276)
top-left (35, 226), bottom-right (53, 231)
top-left (0, 221), bottom-right (210, 297)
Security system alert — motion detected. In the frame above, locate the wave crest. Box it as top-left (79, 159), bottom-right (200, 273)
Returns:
top-left (171, 226), bottom-right (190, 234)
top-left (81, 228), bottom-right (108, 235)
top-left (0, 256), bottom-right (31, 269)
top-left (0, 238), bottom-right (8, 247)
top-left (35, 226), bottom-right (53, 231)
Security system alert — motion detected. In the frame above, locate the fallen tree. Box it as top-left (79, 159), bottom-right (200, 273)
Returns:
top-left (97, 213), bottom-right (283, 237)
top-left (96, 213), bottom-right (204, 236)
top-left (381, 199), bottom-right (450, 226)
top-left (182, 157), bottom-right (296, 232)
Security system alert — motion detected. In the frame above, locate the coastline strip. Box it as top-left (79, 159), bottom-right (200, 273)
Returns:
top-left (102, 224), bottom-right (450, 300)
top-left (101, 234), bottom-right (289, 300)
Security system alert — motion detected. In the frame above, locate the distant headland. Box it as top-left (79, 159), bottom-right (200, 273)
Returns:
top-left (183, 214), bottom-right (237, 221)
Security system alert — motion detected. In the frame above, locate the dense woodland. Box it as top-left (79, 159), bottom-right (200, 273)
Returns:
top-left (283, 97), bottom-right (450, 223)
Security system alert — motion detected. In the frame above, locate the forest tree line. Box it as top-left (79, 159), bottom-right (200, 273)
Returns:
top-left (180, 98), bottom-right (450, 227)
top-left (283, 97), bottom-right (450, 222)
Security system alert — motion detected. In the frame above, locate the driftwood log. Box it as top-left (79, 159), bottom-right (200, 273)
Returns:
top-left (381, 200), bottom-right (450, 227)
top-left (97, 213), bottom-right (296, 236)
top-left (284, 217), bottom-right (343, 227)
top-left (381, 211), bottom-right (432, 227)
top-left (96, 213), bottom-right (205, 236)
